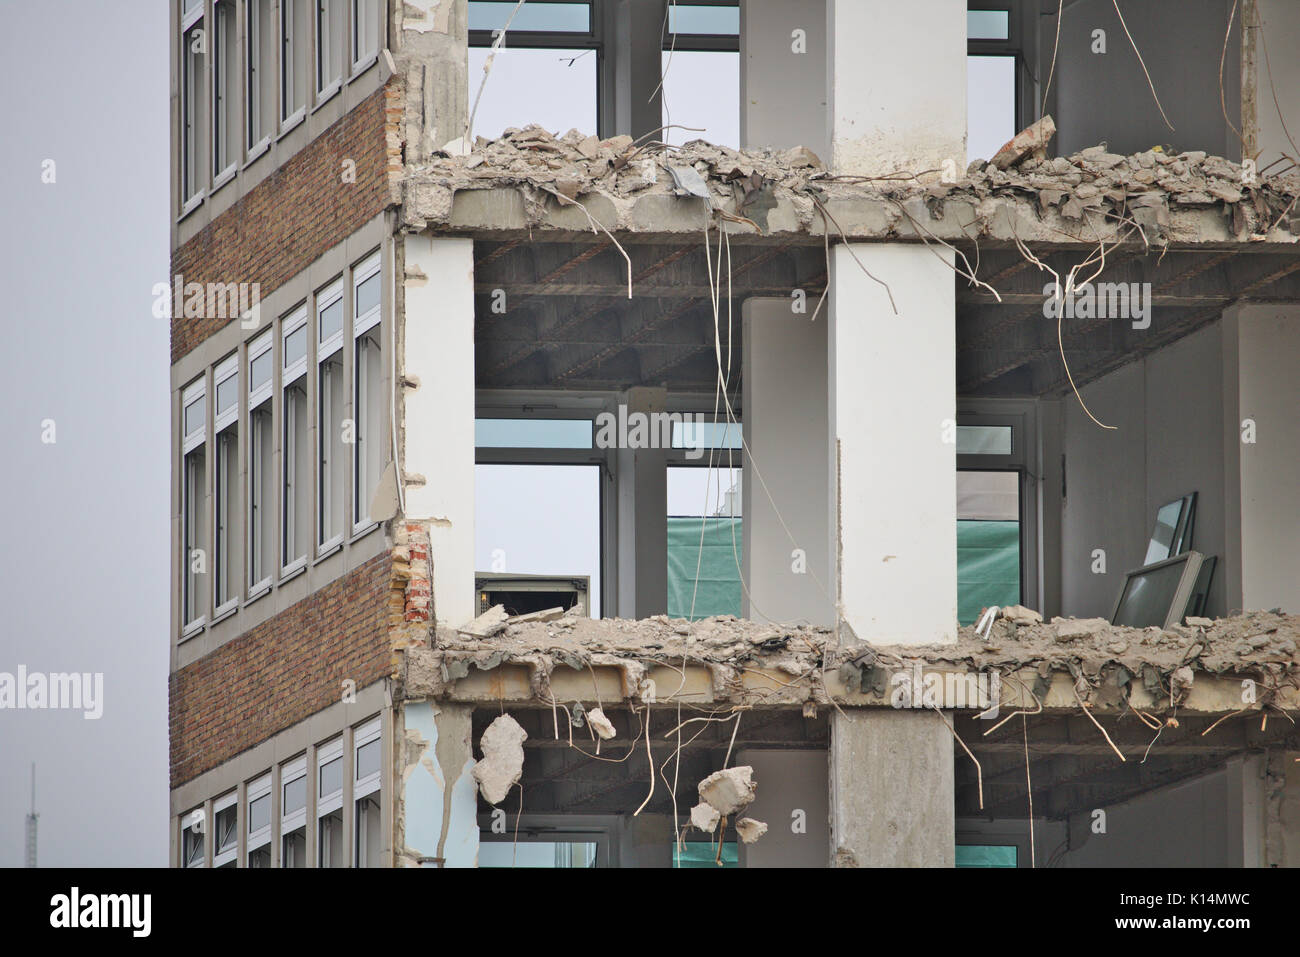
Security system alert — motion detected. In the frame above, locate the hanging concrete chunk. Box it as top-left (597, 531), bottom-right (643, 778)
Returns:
top-left (735, 818), bottom-right (768, 844)
top-left (698, 765), bottom-right (757, 816)
top-left (587, 707), bottom-right (616, 740)
top-left (690, 801), bottom-right (721, 834)
top-left (471, 713), bottom-right (528, 805)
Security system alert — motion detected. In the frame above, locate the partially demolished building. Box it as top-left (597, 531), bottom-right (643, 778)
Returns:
top-left (169, 0), bottom-right (1300, 868)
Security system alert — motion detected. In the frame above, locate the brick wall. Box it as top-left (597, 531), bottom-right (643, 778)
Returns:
top-left (170, 82), bottom-right (403, 364)
top-left (169, 553), bottom-right (395, 788)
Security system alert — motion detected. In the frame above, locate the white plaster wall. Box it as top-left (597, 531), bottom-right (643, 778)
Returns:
top-left (402, 235), bottom-right (477, 627)
top-left (742, 298), bottom-right (832, 626)
top-left (740, 0), bottom-right (827, 152)
top-left (1060, 324), bottom-right (1227, 618)
top-left (829, 244), bottom-right (956, 645)
top-left (825, 0), bottom-right (965, 177)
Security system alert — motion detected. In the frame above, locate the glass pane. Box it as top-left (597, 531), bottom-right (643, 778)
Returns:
top-left (967, 55), bottom-right (1016, 163)
top-left (967, 10), bottom-right (1010, 40)
top-left (956, 424), bottom-right (1012, 455)
top-left (671, 419), bottom-right (742, 451)
top-left (284, 325), bottom-right (307, 366)
top-left (479, 841), bottom-right (598, 867)
top-left (668, 4), bottom-right (740, 35)
top-left (216, 806), bottom-right (237, 851)
top-left (468, 47), bottom-right (597, 138)
top-left (250, 348), bottom-right (272, 391)
top-left (282, 774), bottom-right (306, 813)
top-left (216, 373), bottom-right (238, 414)
top-left (476, 464), bottom-right (602, 617)
top-left (319, 296), bottom-right (343, 341)
top-left (955, 844), bottom-right (1017, 867)
top-left (356, 739), bottom-right (380, 780)
top-left (184, 395), bottom-right (205, 436)
top-left (469, 1), bottom-right (590, 32)
top-left (355, 271), bottom-right (380, 317)
top-left (475, 418), bottom-right (593, 449)
top-left (661, 50), bottom-right (739, 149)
top-left (319, 756), bottom-right (343, 796)
top-left (248, 793), bottom-right (271, 833)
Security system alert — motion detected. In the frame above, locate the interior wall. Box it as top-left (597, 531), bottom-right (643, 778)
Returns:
top-left (739, 0), bottom-right (827, 152)
top-left (1060, 323), bottom-right (1227, 619)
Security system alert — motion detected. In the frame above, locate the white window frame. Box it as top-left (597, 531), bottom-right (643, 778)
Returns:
top-left (353, 717), bottom-right (382, 867)
top-left (212, 355), bottom-right (240, 618)
top-left (316, 0), bottom-right (344, 102)
top-left (180, 1), bottom-right (207, 211)
top-left (181, 806), bottom-right (206, 868)
top-left (350, 0), bottom-right (379, 74)
top-left (181, 378), bottom-right (208, 636)
top-left (212, 790), bottom-right (239, 867)
top-left (246, 0), bottom-right (274, 158)
top-left (352, 252), bottom-right (382, 534)
top-left (280, 0), bottom-right (307, 128)
top-left (246, 772), bottom-right (273, 866)
top-left (246, 331), bottom-right (275, 597)
top-left (316, 280), bottom-right (346, 554)
top-left (280, 756), bottom-right (308, 868)
top-left (316, 736), bottom-right (345, 867)
top-left (211, 0), bottom-right (239, 184)
top-left (281, 307), bottom-right (310, 575)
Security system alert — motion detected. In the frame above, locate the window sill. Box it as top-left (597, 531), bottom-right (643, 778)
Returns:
top-left (245, 136), bottom-right (272, 166)
top-left (313, 81), bottom-right (342, 113)
top-left (211, 164), bottom-right (238, 195)
top-left (348, 53), bottom-right (378, 83)
top-left (178, 191), bottom-right (205, 223)
top-left (280, 559), bottom-right (308, 584)
top-left (351, 519), bottom-right (379, 542)
top-left (245, 580), bottom-right (272, 605)
top-left (315, 537), bottom-right (344, 563)
top-left (278, 108), bottom-right (306, 141)
top-left (179, 617), bottom-right (207, 643)
top-left (210, 601), bottom-right (239, 626)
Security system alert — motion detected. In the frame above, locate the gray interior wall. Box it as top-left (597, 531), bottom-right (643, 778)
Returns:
top-left (1049, 0), bottom-right (1240, 159)
top-left (1060, 323), bottom-right (1227, 619)
top-left (739, 0), bottom-right (827, 152)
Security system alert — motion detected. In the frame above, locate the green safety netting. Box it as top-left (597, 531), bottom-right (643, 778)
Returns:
top-left (957, 519), bottom-right (1021, 626)
top-left (667, 517), bottom-right (743, 620)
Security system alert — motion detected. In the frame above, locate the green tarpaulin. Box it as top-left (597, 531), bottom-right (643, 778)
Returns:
top-left (957, 519), bottom-right (1020, 626)
top-left (667, 517), bottom-right (742, 619)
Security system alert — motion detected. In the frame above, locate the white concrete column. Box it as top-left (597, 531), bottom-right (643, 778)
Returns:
top-left (825, 0), bottom-right (966, 177)
top-left (828, 244), bottom-right (958, 646)
top-left (741, 298), bottom-right (832, 626)
top-left (615, 387), bottom-right (668, 618)
top-left (1223, 303), bottom-right (1300, 613)
top-left (740, 0), bottom-right (827, 152)
top-left (402, 235), bottom-right (477, 628)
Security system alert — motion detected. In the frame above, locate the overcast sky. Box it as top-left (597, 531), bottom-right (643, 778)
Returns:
top-left (0, 2), bottom-right (170, 866)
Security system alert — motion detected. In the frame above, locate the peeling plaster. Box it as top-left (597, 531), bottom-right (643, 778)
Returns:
top-left (401, 701), bottom-right (478, 867)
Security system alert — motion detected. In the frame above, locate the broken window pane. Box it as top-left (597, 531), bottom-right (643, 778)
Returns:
top-left (468, 47), bottom-right (598, 139)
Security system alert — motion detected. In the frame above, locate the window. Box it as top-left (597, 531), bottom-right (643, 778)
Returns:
top-left (180, 0), bottom-right (207, 203)
top-left (353, 254), bottom-right (382, 529)
top-left (354, 718), bottom-right (382, 867)
top-left (467, 1), bottom-right (598, 139)
top-left (247, 773), bottom-right (272, 867)
top-left (281, 0), bottom-right (309, 122)
top-left (212, 792), bottom-right (238, 868)
top-left (967, 6), bottom-right (1017, 163)
top-left (317, 0), bottom-right (346, 98)
top-left (247, 0), bottom-right (275, 151)
top-left (213, 356), bottom-right (239, 614)
top-left (282, 308), bottom-right (310, 570)
top-left (182, 808), bottom-right (206, 868)
top-left (661, 1), bottom-right (740, 149)
top-left (317, 281), bottom-right (345, 550)
top-left (212, 0), bottom-right (238, 177)
top-left (182, 379), bottom-right (207, 631)
top-left (352, 0), bottom-right (379, 70)
top-left (317, 737), bottom-right (345, 867)
top-left (247, 331), bottom-right (275, 593)
top-left (667, 463), bottom-right (742, 619)
top-left (280, 757), bottom-right (308, 868)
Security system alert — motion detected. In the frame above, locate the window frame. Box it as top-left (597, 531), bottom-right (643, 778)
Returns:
top-left (352, 252), bottom-right (382, 534)
top-left (281, 307), bottom-right (310, 575)
top-left (966, 1), bottom-right (1024, 134)
top-left (212, 790), bottom-right (239, 867)
top-left (246, 0), bottom-right (275, 158)
top-left (211, 0), bottom-right (239, 184)
top-left (316, 279), bottom-right (346, 554)
top-left (181, 806), bottom-right (207, 868)
top-left (316, 736), bottom-right (345, 867)
top-left (663, 0), bottom-right (740, 53)
top-left (246, 772), bottom-right (273, 866)
top-left (353, 717), bottom-right (381, 866)
top-left (350, 0), bottom-right (380, 74)
top-left (181, 377), bottom-right (208, 636)
top-left (316, 0), bottom-right (346, 103)
top-left (279, 755), bottom-right (309, 868)
top-left (246, 330), bottom-right (275, 597)
top-left (212, 355), bottom-right (241, 618)
top-left (180, 1), bottom-right (207, 211)
top-left (280, 0), bottom-right (308, 128)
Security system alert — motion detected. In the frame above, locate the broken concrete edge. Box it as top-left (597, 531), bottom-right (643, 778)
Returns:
top-left (400, 124), bottom-right (1300, 247)
top-left (392, 611), bottom-right (1299, 717)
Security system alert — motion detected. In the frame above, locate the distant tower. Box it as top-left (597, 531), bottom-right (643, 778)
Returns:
top-left (24, 763), bottom-right (37, 868)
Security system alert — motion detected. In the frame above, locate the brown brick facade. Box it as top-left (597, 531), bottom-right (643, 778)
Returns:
top-left (170, 82), bottom-right (403, 363)
top-left (169, 553), bottom-right (395, 788)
